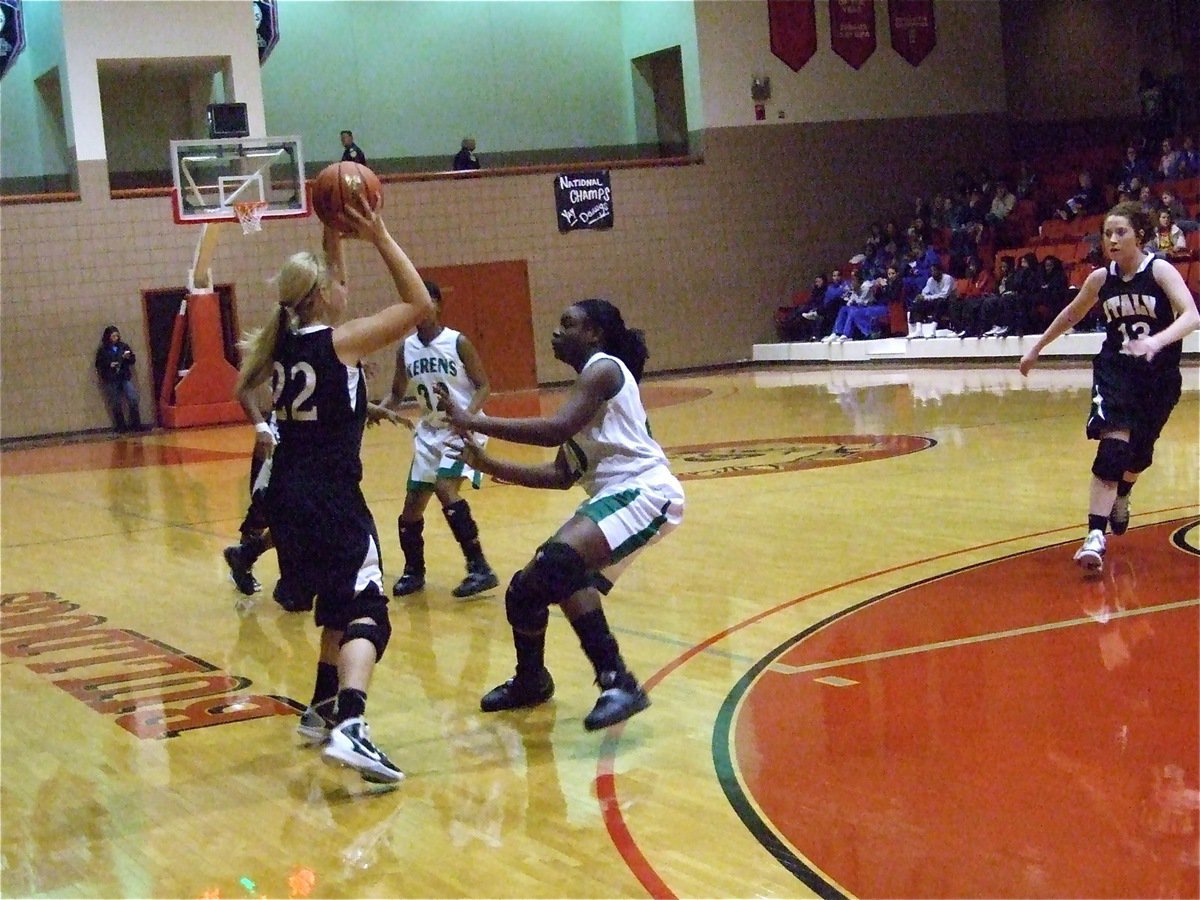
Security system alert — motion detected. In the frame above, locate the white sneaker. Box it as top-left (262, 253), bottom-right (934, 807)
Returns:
top-left (907, 325), bottom-right (920, 339)
top-left (801, 310), bottom-right (819, 320)
top-left (1110, 494), bottom-right (1131, 535)
top-left (821, 333), bottom-right (836, 343)
top-left (835, 334), bottom-right (849, 342)
top-left (322, 717), bottom-right (405, 783)
top-left (1073, 529), bottom-right (1106, 572)
top-left (995, 326), bottom-right (1009, 338)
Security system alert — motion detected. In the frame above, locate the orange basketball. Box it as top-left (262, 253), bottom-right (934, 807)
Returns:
top-left (310, 161), bottom-right (383, 233)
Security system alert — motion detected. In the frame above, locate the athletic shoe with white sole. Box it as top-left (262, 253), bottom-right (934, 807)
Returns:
top-left (322, 717), bottom-right (404, 783)
top-left (1073, 529), bottom-right (1106, 572)
top-left (583, 670), bottom-right (651, 732)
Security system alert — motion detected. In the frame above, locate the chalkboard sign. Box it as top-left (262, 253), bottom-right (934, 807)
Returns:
top-left (554, 171), bottom-right (613, 232)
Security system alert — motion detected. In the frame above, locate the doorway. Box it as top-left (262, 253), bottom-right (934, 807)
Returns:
top-left (632, 46), bottom-right (688, 157)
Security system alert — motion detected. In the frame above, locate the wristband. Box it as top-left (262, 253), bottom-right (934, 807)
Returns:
top-left (255, 422), bottom-right (272, 435)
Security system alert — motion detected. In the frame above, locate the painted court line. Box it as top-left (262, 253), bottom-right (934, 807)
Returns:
top-left (769, 597), bottom-right (1200, 676)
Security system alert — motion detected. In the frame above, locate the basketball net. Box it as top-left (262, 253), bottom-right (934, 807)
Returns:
top-left (233, 200), bottom-right (269, 235)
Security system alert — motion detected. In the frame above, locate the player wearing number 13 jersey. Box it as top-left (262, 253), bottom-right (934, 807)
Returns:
top-left (235, 205), bottom-right (433, 783)
top-left (381, 280), bottom-right (499, 600)
top-left (1020, 201), bottom-right (1199, 572)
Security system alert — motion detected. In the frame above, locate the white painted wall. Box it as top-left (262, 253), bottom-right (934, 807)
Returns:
top-left (695, 0), bottom-right (1005, 128)
top-left (59, 0), bottom-right (264, 163)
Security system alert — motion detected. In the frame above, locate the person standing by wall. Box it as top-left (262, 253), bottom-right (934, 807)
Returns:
top-left (340, 130), bottom-right (367, 165)
top-left (94, 325), bottom-right (143, 433)
top-left (453, 137), bottom-right (480, 171)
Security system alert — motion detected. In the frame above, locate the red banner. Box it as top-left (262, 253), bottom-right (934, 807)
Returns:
top-left (830, 0), bottom-right (876, 70)
top-left (889, 0), bottom-right (936, 66)
top-left (768, 0), bottom-right (817, 72)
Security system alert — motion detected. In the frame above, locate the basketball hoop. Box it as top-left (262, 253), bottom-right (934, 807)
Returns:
top-left (233, 200), bottom-right (269, 235)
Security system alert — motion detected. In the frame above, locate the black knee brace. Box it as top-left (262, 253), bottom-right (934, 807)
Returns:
top-left (504, 541), bottom-right (590, 631)
top-left (1127, 432), bottom-right (1155, 474)
top-left (340, 610), bottom-right (393, 661)
top-left (1092, 437), bottom-right (1131, 483)
top-left (443, 499), bottom-right (479, 545)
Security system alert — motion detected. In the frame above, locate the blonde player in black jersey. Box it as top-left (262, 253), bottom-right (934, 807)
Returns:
top-left (379, 282), bottom-right (499, 599)
top-left (1020, 201), bottom-right (1199, 572)
top-left (236, 197), bottom-right (432, 782)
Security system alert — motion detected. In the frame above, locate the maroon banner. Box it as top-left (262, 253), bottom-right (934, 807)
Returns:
top-left (768, 0), bottom-right (817, 72)
top-left (889, 0), bottom-right (936, 66)
top-left (830, 0), bottom-right (876, 70)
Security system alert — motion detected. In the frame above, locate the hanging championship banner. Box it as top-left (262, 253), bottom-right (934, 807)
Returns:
top-left (555, 172), bottom-right (613, 232)
top-left (253, 0), bottom-right (279, 65)
top-left (767, 0), bottom-right (817, 72)
top-left (889, 0), bottom-right (936, 67)
top-left (830, 0), bottom-right (876, 70)
top-left (0, 0), bottom-right (26, 81)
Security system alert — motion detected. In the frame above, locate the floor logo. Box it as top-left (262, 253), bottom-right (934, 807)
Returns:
top-left (665, 434), bottom-right (934, 481)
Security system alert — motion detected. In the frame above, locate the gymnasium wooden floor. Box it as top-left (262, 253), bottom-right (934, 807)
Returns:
top-left (2, 362), bottom-right (1197, 900)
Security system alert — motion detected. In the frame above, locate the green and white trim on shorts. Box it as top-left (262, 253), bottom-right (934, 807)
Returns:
top-left (407, 424), bottom-right (484, 492)
top-left (576, 479), bottom-right (684, 587)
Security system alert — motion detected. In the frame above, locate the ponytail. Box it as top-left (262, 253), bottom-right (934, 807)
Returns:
top-left (235, 251), bottom-right (328, 393)
top-left (576, 298), bottom-right (649, 382)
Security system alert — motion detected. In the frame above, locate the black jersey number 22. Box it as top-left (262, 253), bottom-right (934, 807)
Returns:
top-left (273, 361), bottom-right (318, 421)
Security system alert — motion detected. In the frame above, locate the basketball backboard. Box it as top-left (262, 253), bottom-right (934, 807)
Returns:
top-left (170, 136), bottom-right (308, 224)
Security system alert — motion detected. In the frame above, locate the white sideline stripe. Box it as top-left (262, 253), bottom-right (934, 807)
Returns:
top-left (769, 597), bottom-right (1200, 676)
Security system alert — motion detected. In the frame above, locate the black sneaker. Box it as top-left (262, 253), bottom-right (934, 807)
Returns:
top-left (480, 669), bottom-right (555, 712)
top-left (296, 698), bottom-right (336, 745)
top-left (392, 569), bottom-right (425, 597)
top-left (451, 564), bottom-right (499, 599)
top-left (273, 579), bottom-right (313, 612)
top-left (1109, 494), bottom-right (1131, 536)
top-left (322, 717), bottom-right (404, 783)
top-left (583, 670), bottom-right (650, 731)
top-left (223, 545), bottom-right (261, 596)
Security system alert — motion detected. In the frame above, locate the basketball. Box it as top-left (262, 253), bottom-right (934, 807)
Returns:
top-left (310, 161), bottom-right (383, 233)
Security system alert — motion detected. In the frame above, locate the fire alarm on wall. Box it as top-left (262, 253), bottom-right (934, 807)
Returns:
top-left (750, 76), bottom-right (771, 101)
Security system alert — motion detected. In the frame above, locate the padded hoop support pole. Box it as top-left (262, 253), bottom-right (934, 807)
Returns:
top-left (159, 222), bottom-right (243, 428)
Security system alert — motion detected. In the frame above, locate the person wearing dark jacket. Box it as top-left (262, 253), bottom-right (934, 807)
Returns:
top-left (453, 137), bottom-right (480, 171)
top-left (94, 325), bottom-right (143, 432)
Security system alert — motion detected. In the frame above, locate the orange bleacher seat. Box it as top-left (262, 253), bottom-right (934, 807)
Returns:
top-left (1036, 243), bottom-right (1073, 263)
top-left (1186, 230), bottom-right (1200, 256)
top-left (1184, 261), bottom-right (1199, 301)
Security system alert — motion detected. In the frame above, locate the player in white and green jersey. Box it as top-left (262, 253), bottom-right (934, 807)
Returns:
top-left (436, 298), bottom-right (684, 732)
top-left (380, 281), bottom-right (499, 599)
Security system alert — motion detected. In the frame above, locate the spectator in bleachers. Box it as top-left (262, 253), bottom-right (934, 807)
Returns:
top-left (1116, 145), bottom-right (1153, 193)
top-left (1137, 68), bottom-right (1170, 146)
top-left (1147, 210), bottom-right (1188, 259)
top-left (1055, 171), bottom-right (1102, 221)
top-left (1180, 136), bottom-right (1200, 177)
top-left (976, 167), bottom-right (995, 199)
top-left (776, 274), bottom-right (828, 341)
top-left (987, 181), bottom-right (1016, 225)
top-left (948, 257), bottom-right (995, 337)
top-left (980, 256), bottom-right (1018, 337)
top-left (1028, 255), bottom-right (1070, 334)
top-left (882, 220), bottom-right (905, 258)
top-left (806, 268), bottom-right (849, 340)
top-left (1015, 161), bottom-right (1038, 200)
top-left (1158, 138), bottom-right (1186, 181)
top-left (1009, 252), bottom-right (1042, 335)
top-left (876, 264), bottom-right (907, 331)
top-left (824, 271), bottom-right (883, 342)
top-left (1157, 190), bottom-right (1195, 231)
top-left (908, 261), bottom-right (955, 338)
top-left (901, 234), bottom-right (939, 299)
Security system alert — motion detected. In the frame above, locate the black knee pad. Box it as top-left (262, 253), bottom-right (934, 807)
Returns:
top-left (504, 541), bottom-right (590, 631)
top-left (340, 609), bottom-right (393, 661)
top-left (505, 571), bottom-right (549, 632)
top-left (443, 499), bottom-right (479, 544)
top-left (1127, 433), bottom-right (1154, 474)
top-left (1092, 437), bottom-right (1131, 482)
